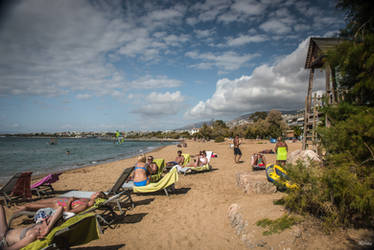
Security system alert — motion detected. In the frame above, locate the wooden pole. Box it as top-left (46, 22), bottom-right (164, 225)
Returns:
top-left (331, 66), bottom-right (338, 104)
top-left (325, 64), bottom-right (331, 104)
top-left (302, 68), bottom-right (315, 150)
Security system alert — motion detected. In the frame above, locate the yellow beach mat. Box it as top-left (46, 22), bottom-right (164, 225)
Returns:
top-left (133, 167), bottom-right (178, 193)
top-left (276, 147), bottom-right (288, 161)
top-left (182, 153), bottom-right (191, 166)
top-left (188, 164), bottom-right (211, 172)
top-left (22, 212), bottom-right (99, 250)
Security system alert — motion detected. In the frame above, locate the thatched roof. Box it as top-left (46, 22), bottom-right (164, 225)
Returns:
top-left (305, 37), bottom-right (343, 69)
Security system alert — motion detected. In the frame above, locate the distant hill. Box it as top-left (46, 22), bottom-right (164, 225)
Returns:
top-left (178, 110), bottom-right (299, 130)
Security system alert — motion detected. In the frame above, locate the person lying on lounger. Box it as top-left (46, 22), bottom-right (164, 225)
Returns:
top-left (1, 205), bottom-right (63, 250)
top-left (187, 151), bottom-right (208, 167)
top-left (15, 192), bottom-right (106, 215)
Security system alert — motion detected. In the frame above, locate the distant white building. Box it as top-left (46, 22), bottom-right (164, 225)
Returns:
top-left (189, 128), bottom-right (199, 135)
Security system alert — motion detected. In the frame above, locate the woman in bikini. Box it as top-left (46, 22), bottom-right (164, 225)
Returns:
top-left (132, 155), bottom-right (150, 187)
top-left (15, 192), bottom-right (105, 215)
top-left (1, 205), bottom-right (63, 250)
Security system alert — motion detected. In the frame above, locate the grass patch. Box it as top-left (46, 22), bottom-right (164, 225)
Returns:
top-left (256, 215), bottom-right (301, 236)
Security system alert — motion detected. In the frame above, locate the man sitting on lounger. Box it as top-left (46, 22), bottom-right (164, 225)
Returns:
top-left (166, 150), bottom-right (185, 167)
top-left (1, 204), bottom-right (63, 250)
top-left (146, 156), bottom-right (158, 175)
top-left (15, 192), bottom-right (106, 215)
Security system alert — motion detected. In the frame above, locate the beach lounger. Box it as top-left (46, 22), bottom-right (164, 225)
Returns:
top-left (182, 153), bottom-right (191, 166)
top-left (9, 194), bottom-right (125, 234)
top-left (60, 167), bottom-right (135, 212)
top-left (122, 167), bottom-right (179, 196)
top-left (0, 172), bottom-right (32, 207)
top-left (22, 212), bottom-right (99, 250)
top-left (149, 158), bottom-right (165, 183)
top-left (179, 151), bottom-right (214, 175)
top-left (31, 173), bottom-right (61, 198)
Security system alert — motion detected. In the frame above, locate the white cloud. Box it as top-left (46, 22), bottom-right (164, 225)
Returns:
top-left (226, 34), bottom-right (268, 46)
top-left (185, 38), bottom-right (326, 119)
top-left (186, 51), bottom-right (259, 71)
top-left (260, 19), bottom-right (292, 34)
top-left (132, 91), bottom-right (185, 117)
top-left (231, 0), bottom-right (266, 16)
top-left (130, 76), bottom-right (183, 89)
top-left (0, 1), bottom-right (188, 97)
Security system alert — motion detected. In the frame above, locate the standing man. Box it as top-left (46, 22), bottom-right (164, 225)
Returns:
top-left (233, 135), bottom-right (242, 163)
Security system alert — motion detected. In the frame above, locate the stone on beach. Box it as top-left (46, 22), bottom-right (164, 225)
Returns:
top-left (287, 149), bottom-right (322, 167)
top-left (236, 172), bottom-right (276, 194)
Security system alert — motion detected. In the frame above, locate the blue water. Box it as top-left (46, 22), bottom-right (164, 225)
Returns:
top-left (0, 137), bottom-right (174, 184)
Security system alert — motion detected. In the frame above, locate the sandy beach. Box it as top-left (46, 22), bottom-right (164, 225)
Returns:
top-left (4, 139), bottom-right (367, 249)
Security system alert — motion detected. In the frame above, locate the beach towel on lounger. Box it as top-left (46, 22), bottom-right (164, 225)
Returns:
top-left (133, 167), bottom-right (178, 193)
top-left (22, 212), bottom-right (99, 250)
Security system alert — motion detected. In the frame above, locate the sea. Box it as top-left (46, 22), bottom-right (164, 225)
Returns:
top-left (0, 137), bottom-right (175, 185)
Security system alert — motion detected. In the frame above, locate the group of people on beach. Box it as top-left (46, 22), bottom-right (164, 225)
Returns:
top-left (232, 135), bottom-right (288, 166)
top-left (132, 149), bottom-right (209, 187)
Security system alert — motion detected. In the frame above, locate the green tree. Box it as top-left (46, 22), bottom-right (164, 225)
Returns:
top-left (265, 110), bottom-right (286, 138)
top-left (249, 111), bottom-right (267, 122)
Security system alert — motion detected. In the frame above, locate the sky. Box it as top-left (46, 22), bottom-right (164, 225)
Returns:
top-left (0, 0), bottom-right (346, 133)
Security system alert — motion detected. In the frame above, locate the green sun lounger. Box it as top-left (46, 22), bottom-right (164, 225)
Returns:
top-left (181, 153), bottom-right (191, 166)
top-left (132, 167), bottom-right (179, 196)
top-left (22, 212), bottom-right (99, 250)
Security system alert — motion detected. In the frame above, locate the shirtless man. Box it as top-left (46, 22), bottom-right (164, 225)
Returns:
top-left (233, 135), bottom-right (242, 163)
top-left (175, 151), bottom-right (185, 165)
top-left (1, 205), bottom-right (63, 250)
top-left (146, 156), bottom-right (158, 175)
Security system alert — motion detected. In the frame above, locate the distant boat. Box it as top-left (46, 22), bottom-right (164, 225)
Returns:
top-left (49, 138), bottom-right (58, 145)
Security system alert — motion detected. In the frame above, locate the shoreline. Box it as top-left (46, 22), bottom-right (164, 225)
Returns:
top-left (0, 142), bottom-right (176, 186)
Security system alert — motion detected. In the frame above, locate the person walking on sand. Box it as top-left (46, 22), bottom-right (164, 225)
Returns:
top-left (275, 136), bottom-right (288, 166)
top-left (233, 135), bottom-right (242, 163)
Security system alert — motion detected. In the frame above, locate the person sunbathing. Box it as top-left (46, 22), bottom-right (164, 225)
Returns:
top-left (251, 153), bottom-right (266, 168)
top-left (15, 192), bottom-right (106, 215)
top-left (1, 205), bottom-right (63, 250)
top-left (187, 151), bottom-right (208, 167)
top-left (133, 155), bottom-right (150, 187)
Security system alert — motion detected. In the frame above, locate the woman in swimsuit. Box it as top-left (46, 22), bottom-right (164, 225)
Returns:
top-left (187, 151), bottom-right (208, 167)
top-left (15, 192), bottom-right (105, 215)
top-left (0, 205), bottom-right (63, 250)
top-left (133, 155), bottom-right (150, 187)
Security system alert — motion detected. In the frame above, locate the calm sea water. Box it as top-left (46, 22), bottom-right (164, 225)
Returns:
top-left (0, 137), bottom-right (174, 184)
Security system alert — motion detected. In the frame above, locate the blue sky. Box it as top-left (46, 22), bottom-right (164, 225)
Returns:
top-left (0, 0), bottom-right (345, 133)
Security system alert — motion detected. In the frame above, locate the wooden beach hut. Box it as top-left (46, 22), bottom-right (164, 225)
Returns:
top-left (302, 37), bottom-right (343, 150)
